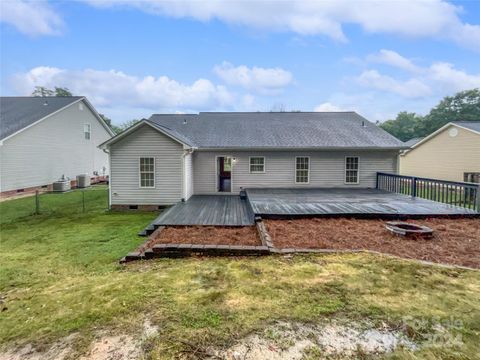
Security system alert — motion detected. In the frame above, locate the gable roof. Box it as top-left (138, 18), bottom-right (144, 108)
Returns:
top-left (406, 120), bottom-right (480, 153)
top-left (452, 121), bottom-right (480, 134)
top-left (0, 96), bottom-right (114, 141)
top-left (145, 112), bottom-right (405, 149)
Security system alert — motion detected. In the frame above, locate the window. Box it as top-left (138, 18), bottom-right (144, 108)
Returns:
top-left (345, 157), bottom-right (359, 184)
top-left (84, 123), bottom-right (91, 140)
top-left (223, 157), bottom-right (232, 172)
top-left (250, 157), bottom-right (265, 173)
top-left (295, 157), bottom-right (309, 184)
top-left (464, 172), bottom-right (480, 184)
top-left (139, 157), bottom-right (155, 188)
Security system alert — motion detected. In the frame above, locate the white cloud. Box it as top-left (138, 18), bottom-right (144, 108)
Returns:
top-left (428, 62), bottom-right (480, 92)
top-left (12, 66), bottom-right (235, 112)
top-left (355, 49), bottom-right (480, 98)
top-left (314, 102), bottom-right (346, 112)
top-left (84, 0), bottom-right (480, 51)
top-left (0, 0), bottom-right (63, 36)
top-left (213, 62), bottom-right (293, 94)
top-left (366, 50), bottom-right (421, 73)
top-left (356, 70), bottom-right (432, 98)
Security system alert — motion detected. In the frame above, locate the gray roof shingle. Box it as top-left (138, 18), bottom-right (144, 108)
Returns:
top-left (453, 121), bottom-right (480, 133)
top-left (403, 137), bottom-right (424, 147)
top-left (0, 96), bottom-right (84, 140)
top-left (148, 112), bottom-right (405, 149)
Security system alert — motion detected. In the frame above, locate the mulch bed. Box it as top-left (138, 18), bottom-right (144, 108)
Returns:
top-left (266, 218), bottom-right (480, 268)
top-left (139, 226), bottom-right (261, 252)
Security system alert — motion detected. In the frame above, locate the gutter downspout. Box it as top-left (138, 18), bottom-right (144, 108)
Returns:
top-left (182, 148), bottom-right (194, 201)
top-left (102, 147), bottom-right (112, 210)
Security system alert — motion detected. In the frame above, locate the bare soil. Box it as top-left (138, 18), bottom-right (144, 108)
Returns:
top-left (139, 226), bottom-right (261, 252)
top-left (212, 320), bottom-right (417, 359)
top-left (266, 218), bottom-right (480, 268)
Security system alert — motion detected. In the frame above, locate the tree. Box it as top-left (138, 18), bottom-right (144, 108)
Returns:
top-left (32, 86), bottom-right (54, 97)
top-left (118, 119), bottom-right (141, 132)
top-left (31, 86), bottom-right (72, 97)
top-left (379, 112), bottom-right (423, 142)
top-left (54, 87), bottom-right (73, 96)
top-left (417, 88), bottom-right (480, 137)
top-left (379, 88), bottom-right (480, 141)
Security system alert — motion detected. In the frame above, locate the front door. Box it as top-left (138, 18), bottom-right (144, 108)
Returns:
top-left (217, 156), bottom-right (232, 192)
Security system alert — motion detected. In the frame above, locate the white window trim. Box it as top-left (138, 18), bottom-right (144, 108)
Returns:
top-left (249, 156), bottom-right (266, 174)
top-left (139, 157), bottom-right (156, 189)
top-left (295, 156), bottom-right (310, 184)
top-left (84, 123), bottom-right (91, 140)
top-left (344, 156), bottom-right (360, 185)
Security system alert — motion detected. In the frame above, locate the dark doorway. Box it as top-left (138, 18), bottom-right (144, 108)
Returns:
top-left (217, 156), bottom-right (232, 192)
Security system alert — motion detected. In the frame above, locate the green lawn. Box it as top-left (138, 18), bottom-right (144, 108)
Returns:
top-left (1, 187), bottom-right (479, 359)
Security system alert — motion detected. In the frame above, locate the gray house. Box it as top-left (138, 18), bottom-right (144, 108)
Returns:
top-left (100, 112), bottom-right (405, 209)
top-left (0, 96), bottom-right (114, 197)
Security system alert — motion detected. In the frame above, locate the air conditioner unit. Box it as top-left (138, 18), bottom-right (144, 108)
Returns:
top-left (76, 174), bottom-right (91, 188)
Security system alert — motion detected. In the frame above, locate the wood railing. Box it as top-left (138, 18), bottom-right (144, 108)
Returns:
top-left (376, 172), bottom-right (480, 212)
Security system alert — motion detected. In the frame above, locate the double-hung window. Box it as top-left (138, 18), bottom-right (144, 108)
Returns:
top-left (295, 157), bottom-right (309, 184)
top-left (84, 123), bottom-right (91, 140)
top-left (250, 157), bottom-right (265, 173)
top-left (345, 157), bottom-right (359, 184)
top-left (139, 157), bottom-right (155, 188)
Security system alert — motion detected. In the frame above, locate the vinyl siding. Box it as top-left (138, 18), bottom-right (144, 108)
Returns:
top-left (400, 125), bottom-right (480, 182)
top-left (184, 152), bottom-right (194, 200)
top-left (0, 100), bottom-right (111, 192)
top-left (110, 124), bottom-right (184, 205)
top-left (193, 150), bottom-right (398, 194)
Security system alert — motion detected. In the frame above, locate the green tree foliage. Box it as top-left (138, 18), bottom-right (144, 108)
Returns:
top-left (380, 88), bottom-right (480, 141)
top-left (31, 86), bottom-right (72, 97)
top-left (54, 87), bottom-right (73, 96)
top-left (31, 86), bottom-right (54, 97)
top-left (417, 88), bottom-right (480, 136)
top-left (379, 112), bottom-right (422, 142)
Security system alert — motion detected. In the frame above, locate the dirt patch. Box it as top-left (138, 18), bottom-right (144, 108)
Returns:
top-left (0, 320), bottom-right (158, 360)
top-left (266, 218), bottom-right (480, 268)
top-left (139, 226), bottom-right (261, 252)
top-left (212, 321), bottom-right (417, 359)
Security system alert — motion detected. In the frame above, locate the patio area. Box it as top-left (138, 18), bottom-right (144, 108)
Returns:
top-left (246, 188), bottom-right (479, 218)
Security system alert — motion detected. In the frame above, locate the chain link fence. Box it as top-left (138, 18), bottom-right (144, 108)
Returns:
top-left (0, 185), bottom-right (109, 224)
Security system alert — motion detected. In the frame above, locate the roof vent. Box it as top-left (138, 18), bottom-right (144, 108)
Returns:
top-left (361, 121), bottom-right (366, 127)
top-left (43, 100), bottom-right (48, 106)
top-left (183, 118), bottom-right (187, 125)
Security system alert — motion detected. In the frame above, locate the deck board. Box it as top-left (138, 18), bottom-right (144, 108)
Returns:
top-left (148, 188), bottom-right (477, 231)
top-left (151, 195), bottom-right (255, 226)
top-left (246, 188), bottom-right (478, 217)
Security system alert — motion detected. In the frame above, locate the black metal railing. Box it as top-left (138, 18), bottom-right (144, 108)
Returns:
top-left (376, 172), bottom-right (480, 212)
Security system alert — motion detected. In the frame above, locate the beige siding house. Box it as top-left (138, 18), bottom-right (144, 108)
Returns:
top-left (0, 97), bottom-right (114, 196)
top-left (400, 121), bottom-right (480, 183)
top-left (100, 112), bottom-right (405, 208)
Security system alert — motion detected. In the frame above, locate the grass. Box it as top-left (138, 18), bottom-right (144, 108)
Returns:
top-left (1, 187), bottom-right (480, 359)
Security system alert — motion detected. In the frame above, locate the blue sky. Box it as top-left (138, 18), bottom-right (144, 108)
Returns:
top-left (1, 0), bottom-right (479, 124)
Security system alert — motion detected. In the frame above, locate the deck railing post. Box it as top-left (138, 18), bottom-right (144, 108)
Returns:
top-left (376, 173), bottom-right (380, 189)
top-left (476, 185), bottom-right (480, 212)
top-left (411, 177), bottom-right (417, 198)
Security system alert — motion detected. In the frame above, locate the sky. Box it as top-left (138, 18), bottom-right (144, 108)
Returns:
top-left (1, 0), bottom-right (479, 125)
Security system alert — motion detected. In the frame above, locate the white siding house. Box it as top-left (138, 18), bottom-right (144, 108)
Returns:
top-left (100, 112), bottom-right (405, 208)
top-left (0, 97), bottom-right (114, 196)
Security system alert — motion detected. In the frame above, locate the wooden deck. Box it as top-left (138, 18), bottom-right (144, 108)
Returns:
top-left (246, 188), bottom-right (479, 218)
top-left (151, 195), bottom-right (255, 226)
top-left (145, 188), bottom-right (478, 234)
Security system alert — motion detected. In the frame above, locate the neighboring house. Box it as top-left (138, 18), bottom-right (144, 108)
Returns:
top-left (400, 121), bottom-right (480, 183)
top-left (0, 96), bottom-right (115, 197)
top-left (403, 137), bottom-right (424, 148)
top-left (100, 112), bottom-right (405, 209)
